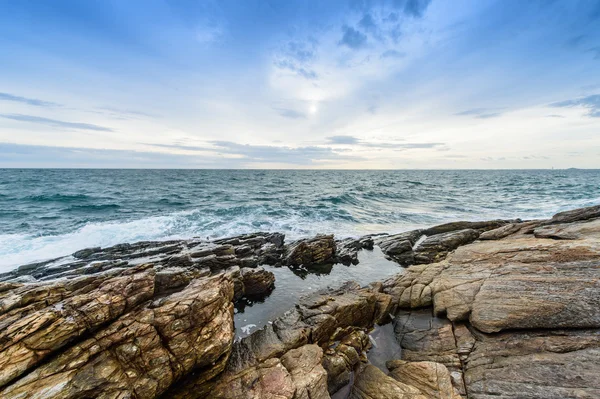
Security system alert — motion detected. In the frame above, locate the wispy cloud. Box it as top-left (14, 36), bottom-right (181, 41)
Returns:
top-left (207, 141), bottom-right (360, 164)
top-left (0, 114), bottom-right (114, 131)
top-left (402, 0), bottom-right (432, 18)
top-left (327, 135), bottom-right (360, 144)
top-left (380, 49), bottom-right (405, 59)
top-left (587, 46), bottom-right (600, 60)
top-left (455, 108), bottom-right (503, 119)
top-left (339, 26), bottom-right (368, 49)
top-left (0, 92), bottom-right (61, 107)
top-left (550, 94), bottom-right (600, 117)
top-left (273, 107), bottom-right (307, 119)
top-left (0, 142), bottom-right (232, 168)
top-left (326, 135), bottom-right (443, 150)
top-left (144, 141), bottom-right (361, 165)
top-left (96, 106), bottom-right (156, 119)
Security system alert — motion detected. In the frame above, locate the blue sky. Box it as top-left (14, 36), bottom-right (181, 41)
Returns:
top-left (0, 0), bottom-right (599, 168)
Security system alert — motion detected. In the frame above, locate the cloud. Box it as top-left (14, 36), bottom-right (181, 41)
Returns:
top-left (0, 92), bottom-right (61, 107)
top-left (273, 39), bottom-right (319, 79)
top-left (96, 106), bottom-right (155, 119)
top-left (550, 94), bottom-right (600, 117)
top-left (325, 135), bottom-right (444, 149)
top-left (0, 114), bottom-right (114, 131)
top-left (207, 141), bottom-right (360, 164)
top-left (401, 0), bottom-right (432, 18)
top-left (455, 108), bottom-right (503, 119)
top-left (546, 114), bottom-right (565, 118)
top-left (273, 107), bottom-right (307, 119)
top-left (0, 142), bottom-right (233, 168)
top-left (144, 141), bottom-right (361, 165)
top-left (327, 135), bottom-right (360, 144)
top-left (339, 26), bottom-right (368, 49)
top-left (587, 46), bottom-right (600, 60)
top-left (359, 13), bottom-right (377, 32)
top-left (380, 49), bottom-right (405, 59)
top-left (274, 59), bottom-right (318, 80)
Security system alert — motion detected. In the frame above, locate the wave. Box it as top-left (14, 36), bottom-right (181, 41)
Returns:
top-left (25, 194), bottom-right (91, 202)
top-left (64, 204), bottom-right (121, 212)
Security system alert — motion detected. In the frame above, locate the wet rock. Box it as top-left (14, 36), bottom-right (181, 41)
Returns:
top-left (241, 266), bottom-right (275, 296)
top-left (323, 329), bottom-right (371, 395)
top-left (334, 236), bottom-right (374, 265)
top-left (200, 282), bottom-right (382, 397)
top-left (285, 235), bottom-right (336, 267)
top-left (72, 246), bottom-right (101, 259)
top-left (374, 230), bottom-right (423, 265)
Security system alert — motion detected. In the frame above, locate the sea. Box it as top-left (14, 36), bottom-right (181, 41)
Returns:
top-left (1, 169), bottom-right (599, 272)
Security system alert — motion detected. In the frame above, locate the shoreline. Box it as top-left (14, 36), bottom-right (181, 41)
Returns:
top-left (0, 204), bottom-right (599, 398)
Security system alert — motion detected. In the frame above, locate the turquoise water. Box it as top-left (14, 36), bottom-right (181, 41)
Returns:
top-left (1, 169), bottom-right (599, 270)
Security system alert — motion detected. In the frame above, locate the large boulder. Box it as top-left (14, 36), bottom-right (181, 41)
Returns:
top-left (285, 235), bottom-right (336, 267)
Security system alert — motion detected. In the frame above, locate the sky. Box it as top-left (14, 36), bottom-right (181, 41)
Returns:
top-left (0, 0), bottom-right (599, 169)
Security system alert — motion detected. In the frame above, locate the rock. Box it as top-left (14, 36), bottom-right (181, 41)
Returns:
top-left (541, 204), bottom-right (600, 226)
top-left (383, 218), bottom-right (600, 332)
top-left (479, 223), bottom-right (523, 240)
top-left (422, 220), bottom-right (511, 236)
top-left (374, 230), bottom-right (423, 265)
top-left (210, 357), bottom-right (296, 399)
top-left (72, 246), bottom-right (101, 259)
top-left (285, 235), bottom-right (336, 267)
top-left (241, 266), bottom-right (275, 296)
top-left (1, 206), bottom-right (600, 399)
top-left (280, 345), bottom-right (330, 399)
top-left (0, 264), bottom-right (156, 388)
top-left (0, 274), bottom-right (235, 399)
top-left (207, 344), bottom-right (329, 399)
top-left (348, 364), bottom-right (427, 399)
top-left (155, 266), bottom-right (210, 294)
top-left (387, 360), bottom-right (462, 399)
top-left (413, 228), bottom-right (480, 264)
top-left (1, 233), bottom-right (286, 283)
top-left (323, 328), bottom-right (371, 395)
top-left (464, 328), bottom-right (600, 399)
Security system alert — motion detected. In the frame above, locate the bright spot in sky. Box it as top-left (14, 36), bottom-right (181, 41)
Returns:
top-left (309, 103), bottom-right (318, 115)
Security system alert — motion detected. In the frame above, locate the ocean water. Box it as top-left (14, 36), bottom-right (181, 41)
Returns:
top-left (1, 169), bottom-right (599, 270)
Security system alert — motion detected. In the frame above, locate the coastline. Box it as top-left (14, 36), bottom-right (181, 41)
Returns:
top-left (0, 204), bottom-right (598, 398)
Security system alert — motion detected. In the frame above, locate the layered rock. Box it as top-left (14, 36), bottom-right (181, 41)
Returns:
top-left (378, 204), bottom-right (600, 398)
top-left (0, 274), bottom-right (235, 399)
top-left (284, 235), bottom-right (336, 267)
top-left (1, 205), bottom-right (599, 399)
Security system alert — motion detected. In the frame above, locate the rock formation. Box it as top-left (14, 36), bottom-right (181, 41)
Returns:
top-left (0, 205), bottom-right (598, 398)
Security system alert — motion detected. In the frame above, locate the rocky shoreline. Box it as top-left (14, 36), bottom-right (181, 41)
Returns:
top-left (1, 205), bottom-right (599, 398)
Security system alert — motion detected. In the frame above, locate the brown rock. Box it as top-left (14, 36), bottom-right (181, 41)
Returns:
top-left (387, 360), bottom-right (462, 399)
top-left (349, 364), bottom-right (427, 399)
top-left (285, 235), bottom-right (336, 267)
top-left (0, 274), bottom-right (235, 399)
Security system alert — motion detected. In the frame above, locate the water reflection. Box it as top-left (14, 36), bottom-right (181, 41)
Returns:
top-left (233, 246), bottom-right (404, 338)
